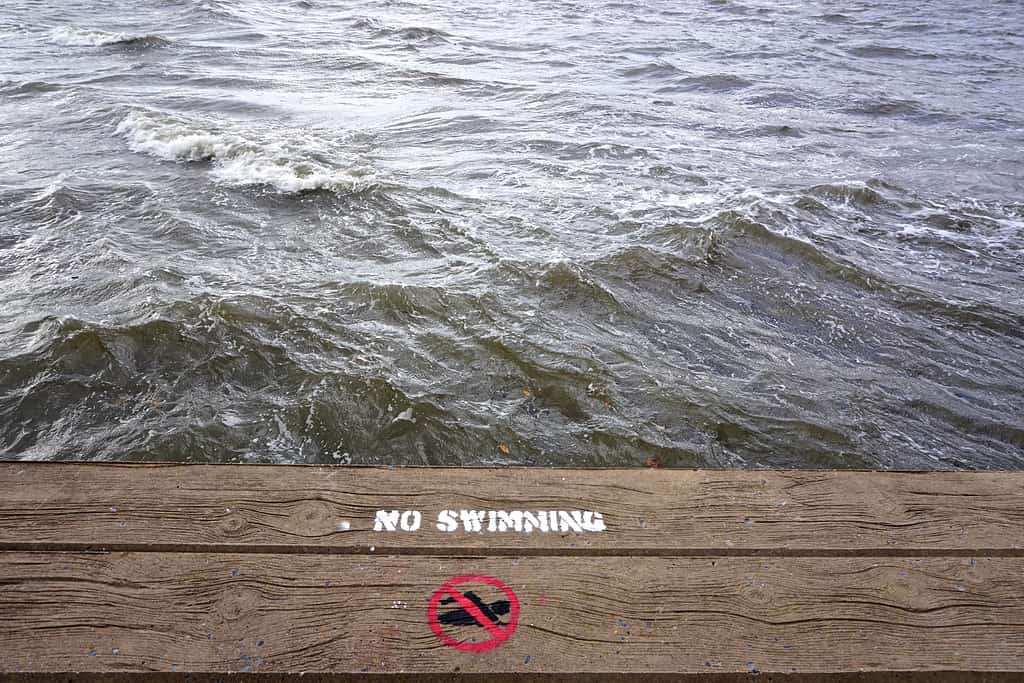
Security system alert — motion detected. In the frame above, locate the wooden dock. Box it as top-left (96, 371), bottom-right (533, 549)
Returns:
top-left (2, 463), bottom-right (1023, 681)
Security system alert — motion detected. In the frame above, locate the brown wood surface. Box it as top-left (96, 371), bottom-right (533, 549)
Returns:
top-left (2, 463), bottom-right (1024, 555)
top-left (2, 552), bottom-right (1023, 677)
top-left (2, 463), bottom-right (1023, 680)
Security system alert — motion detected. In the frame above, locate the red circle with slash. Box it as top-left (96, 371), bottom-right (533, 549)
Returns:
top-left (427, 574), bottom-right (520, 652)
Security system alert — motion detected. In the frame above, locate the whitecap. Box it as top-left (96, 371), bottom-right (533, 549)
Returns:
top-left (49, 26), bottom-right (164, 47)
top-left (115, 110), bottom-right (378, 194)
top-left (32, 173), bottom-right (68, 202)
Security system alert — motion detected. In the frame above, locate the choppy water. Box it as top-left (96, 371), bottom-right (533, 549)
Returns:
top-left (1, 0), bottom-right (1023, 467)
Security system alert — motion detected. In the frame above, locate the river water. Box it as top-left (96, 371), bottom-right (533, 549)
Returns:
top-left (1, 0), bottom-right (1023, 467)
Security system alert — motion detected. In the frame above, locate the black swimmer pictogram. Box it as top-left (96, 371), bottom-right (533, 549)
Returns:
top-left (438, 590), bottom-right (511, 628)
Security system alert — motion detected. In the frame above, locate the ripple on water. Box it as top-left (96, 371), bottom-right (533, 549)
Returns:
top-left (1, 0), bottom-right (1022, 468)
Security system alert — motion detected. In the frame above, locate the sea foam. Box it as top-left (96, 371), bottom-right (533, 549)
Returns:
top-left (115, 110), bottom-right (377, 194)
top-left (49, 26), bottom-right (165, 47)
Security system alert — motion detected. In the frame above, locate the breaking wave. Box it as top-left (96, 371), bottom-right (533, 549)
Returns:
top-left (49, 26), bottom-right (169, 47)
top-left (115, 110), bottom-right (379, 194)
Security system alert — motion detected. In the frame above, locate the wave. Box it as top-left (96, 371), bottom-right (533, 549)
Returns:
top-left (747, 124), bottom-right (803, 138)
top-left (816, 13), bottom-right (851, 24)
top-left (619, 60), bottom-right (684, 79)
top-left (593, 244), bottom-right (706, 279)
top-left (0, 176), bottom-right (120, 231)
top-left (700, 208), bottom-right (894, 295)
top-left (495, 259), bottom-right (627, 318)
top-left (0, 304), bottom-right (490, 464)
top-left (0, 79), bottom-right (64, 97)
top-left (392, 26), bottom-right (452, 43)
top-left (321, 281), bottom-right (489, 324)
top-left (842, 97), bottom-right (930, 117)
top-left (115, 110), bottom-right (379, 194)
top-left (804, 180), bottom-right (895, 208)
top-left (846, 44), bottom-right (939, 60)
top-left (663, 73), bottom-right (754, 94)
top-left (49, 26), bottom-right (170, 48)
top-left (353, 18), bottom-right (452, 44)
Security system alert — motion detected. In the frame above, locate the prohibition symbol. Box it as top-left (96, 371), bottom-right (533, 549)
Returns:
top-left (427, 574), bottom-right (520, 652)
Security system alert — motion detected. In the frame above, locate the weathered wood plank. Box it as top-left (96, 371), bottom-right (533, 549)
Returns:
top-left (2, 552), bottom-right (1022, 677)
top-left (1, 463), bottom-right (1023, 555)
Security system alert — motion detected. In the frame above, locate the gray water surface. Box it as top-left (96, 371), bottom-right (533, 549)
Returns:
top-left (2, 0), bottom-right (1023, 467)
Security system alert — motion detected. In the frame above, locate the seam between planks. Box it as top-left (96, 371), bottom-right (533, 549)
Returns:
top-left (0, 542), bottom-right (1018, 557)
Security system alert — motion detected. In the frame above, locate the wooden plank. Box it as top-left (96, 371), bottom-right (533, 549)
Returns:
top-left (2, 551), bottom-right (1023, 678)
top-left (3, 464), bottom-right (1022, 679)
top-left (1, 463), bottom-right (1023, 556)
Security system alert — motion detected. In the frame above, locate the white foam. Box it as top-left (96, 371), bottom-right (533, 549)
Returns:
top-left (49, 26), bottom-right (134, 46)
top-left (115, 111), bottom-right (243, 162)
top-left (32, 173), bottom-right (68, 202)
top-left (115, 110), bottom-right (378, 194)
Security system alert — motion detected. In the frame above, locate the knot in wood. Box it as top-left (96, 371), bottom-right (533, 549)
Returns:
top-left (739, 576), bottom-right (774, 605)
top-left (216, 585), bottom-right (260, 622)
top-left (219, 511), bottom-right (248, 538)
top-left (286, 500), bottom-right (336, 536)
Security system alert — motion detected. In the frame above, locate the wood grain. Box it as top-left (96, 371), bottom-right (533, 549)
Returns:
top-left (3, 464), bottom-right (1023, 679)
top-left (2, 463), bottom-right (1024, 556)
top-left (2, 552), bottom-right (1023, 677)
